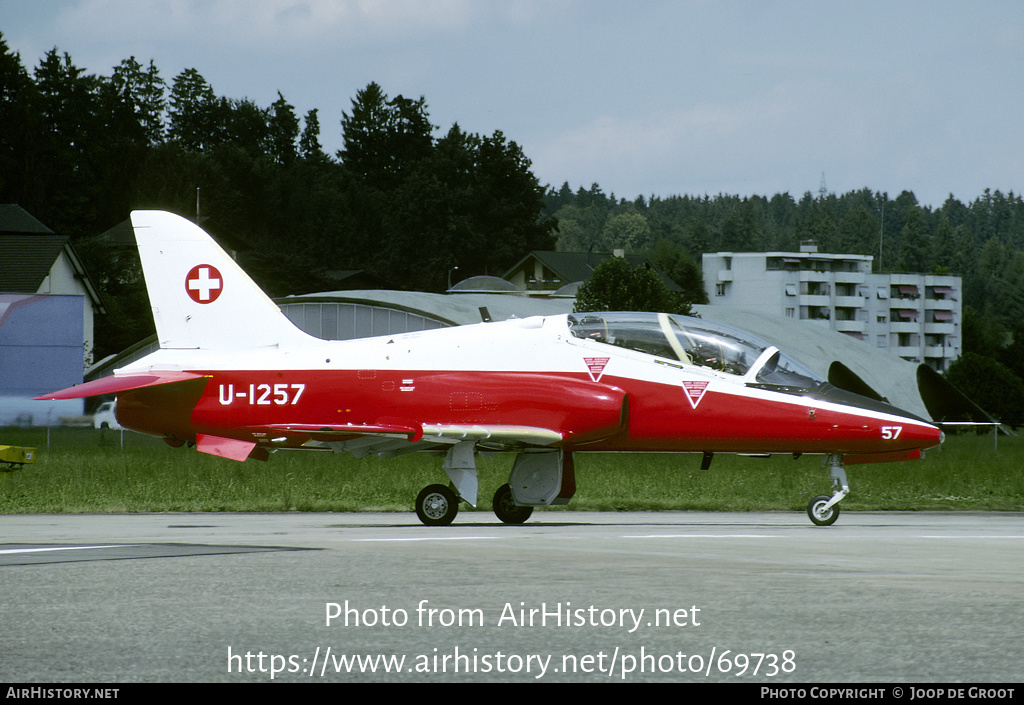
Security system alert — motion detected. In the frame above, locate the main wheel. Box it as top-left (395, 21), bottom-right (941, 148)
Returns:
top-left (416, 484), bottom-right (459, 526)
top-left (807, 494), bottom-right (839, 526)
top-left (492, 483), bottom-right (533, 524)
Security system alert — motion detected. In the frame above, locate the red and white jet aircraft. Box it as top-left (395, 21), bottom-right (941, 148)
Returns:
top-left (38, 211), bottom-right (943, 526)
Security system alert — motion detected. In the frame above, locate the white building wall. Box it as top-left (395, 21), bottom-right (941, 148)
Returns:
top-left (703, 250), bottom-right (962, 371)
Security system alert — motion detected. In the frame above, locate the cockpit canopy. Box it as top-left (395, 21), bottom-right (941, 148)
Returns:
top-left (567, 312), bottom-right (822, 390)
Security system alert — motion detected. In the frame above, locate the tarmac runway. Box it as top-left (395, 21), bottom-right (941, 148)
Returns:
top-left (1, 510), bottom-right (1022, 683)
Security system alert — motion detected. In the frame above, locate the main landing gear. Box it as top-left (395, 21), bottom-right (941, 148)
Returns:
top-left (413, 443), bottom-right (571, 526)
top-left (806, 454), bottom-right (850, 526)
top-left (413, 482), bottom-right (536, 527)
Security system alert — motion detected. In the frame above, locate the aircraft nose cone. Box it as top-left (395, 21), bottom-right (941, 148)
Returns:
top-left (809, 382), bottom-right (943, 451)
top-left (908, 418), bottom-right (945, 447)
top-left (811, 383), bottom-right (932, 426)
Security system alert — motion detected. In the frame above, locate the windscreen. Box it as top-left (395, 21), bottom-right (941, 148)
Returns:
top-left (567, 312), bottom-right (823, 389)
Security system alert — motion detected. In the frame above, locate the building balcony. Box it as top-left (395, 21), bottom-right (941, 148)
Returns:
top-left (924, 322), bottom-right (955, 335)
top-left (890, 321), bottom-right (920, 333)
top-left (799, 295), bottom-right (830, 307)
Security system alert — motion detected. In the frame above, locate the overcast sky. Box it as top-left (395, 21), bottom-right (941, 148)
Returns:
top-left (4, 0), bottom-right (1022, 208)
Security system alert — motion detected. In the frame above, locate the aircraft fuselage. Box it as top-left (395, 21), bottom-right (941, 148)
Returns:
top-left (114, 314), bottom-right (941, 461)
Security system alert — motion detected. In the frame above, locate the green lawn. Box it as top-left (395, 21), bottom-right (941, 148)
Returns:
top-left (1, 426), bottom-right (1021, 515)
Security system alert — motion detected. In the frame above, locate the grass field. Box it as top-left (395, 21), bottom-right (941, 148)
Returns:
top-left (1, 426), bottom-right (1022, 515)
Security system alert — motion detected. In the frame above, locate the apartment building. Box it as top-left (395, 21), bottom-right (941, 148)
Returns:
top-left (702, 243), bottom-right (961, 371)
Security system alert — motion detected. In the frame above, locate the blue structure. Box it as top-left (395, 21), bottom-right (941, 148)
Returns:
top-left (0, 206), bottom-right (103, 425)
top-left (0, 294), bottom-right (84, 424)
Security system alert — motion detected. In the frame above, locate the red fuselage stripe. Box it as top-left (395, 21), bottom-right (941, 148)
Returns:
top-left (115, 369), bottom-right (942, 456)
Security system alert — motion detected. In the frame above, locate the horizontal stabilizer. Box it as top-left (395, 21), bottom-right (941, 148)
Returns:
top-left (35, 371), bottom-right (207, 400)
top-left (196, 434), bottom-right (266, 462)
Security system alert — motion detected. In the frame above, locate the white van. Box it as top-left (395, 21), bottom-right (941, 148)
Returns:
top-left (92, 401), bottom-right (122, 430)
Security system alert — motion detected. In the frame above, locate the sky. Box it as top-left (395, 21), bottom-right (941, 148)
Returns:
top-left (3, 0), bottom-right (1022, 208)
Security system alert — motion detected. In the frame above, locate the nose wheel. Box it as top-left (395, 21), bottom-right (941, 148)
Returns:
top-left (807, 494), bottom-right (839, 526)
top-left (807, 455), bottom-right (849, 526)
top-left (415, 484), bottom-right (459, 526)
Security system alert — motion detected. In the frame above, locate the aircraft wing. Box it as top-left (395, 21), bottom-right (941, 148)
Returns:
top-left (190, 422), bottom-right (564, 465)
top-left (34, 371), bottom-right (208, 400)
top-left (421, 424), bottom-right (564, 445)
top-left (258, 422), bottom-right (564, 455)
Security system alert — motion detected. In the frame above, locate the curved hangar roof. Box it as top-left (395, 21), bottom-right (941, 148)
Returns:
top-left (278, 290), bottom-right (572, 334)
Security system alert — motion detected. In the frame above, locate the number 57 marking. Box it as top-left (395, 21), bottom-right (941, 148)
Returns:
top-left (881, 426), bottom-right (902, 440)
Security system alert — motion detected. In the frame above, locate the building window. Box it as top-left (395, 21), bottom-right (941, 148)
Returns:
top-left (891, 309), bottom-right (919, 322)
top-left (892, 284), bottom-right (920, 300)
top-left (928, 285), bottom-right (957, 301)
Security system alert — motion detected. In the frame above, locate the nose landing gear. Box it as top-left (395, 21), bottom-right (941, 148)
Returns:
top-left (807, 454), bottom-right (849, 526)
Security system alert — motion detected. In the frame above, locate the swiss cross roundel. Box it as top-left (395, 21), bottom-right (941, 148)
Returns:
top-left (185, 264), bottom-right (223, 304)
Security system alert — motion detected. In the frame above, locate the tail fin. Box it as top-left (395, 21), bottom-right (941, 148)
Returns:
top-left (131, 210), bottom-right (314, 350)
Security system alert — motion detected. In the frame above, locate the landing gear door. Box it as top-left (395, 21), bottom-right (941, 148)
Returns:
top-left (509, 450), bottom-right (576, 506)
